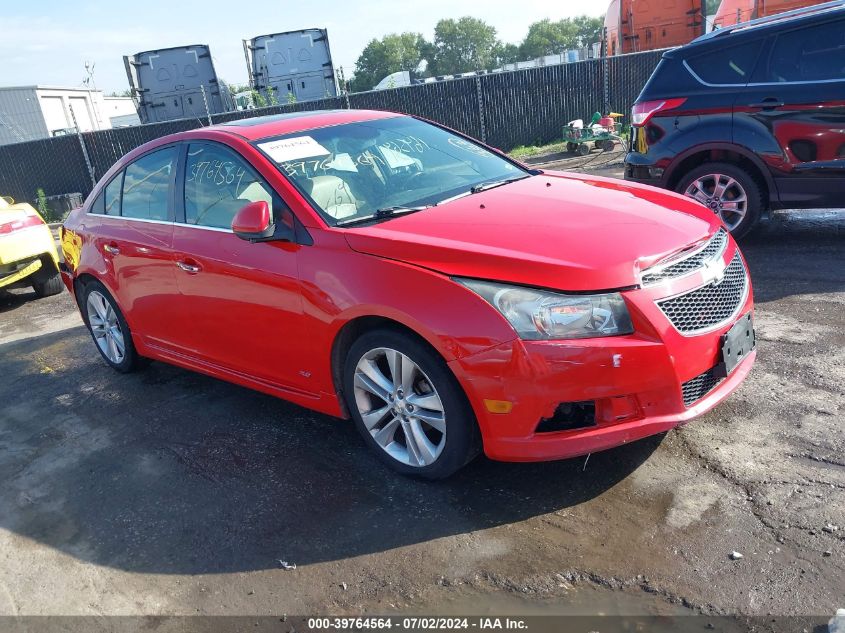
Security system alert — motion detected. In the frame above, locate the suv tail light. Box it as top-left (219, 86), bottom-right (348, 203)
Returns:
top-left (0, 210), bottom-right (45, 235)
top-left (631, 98), bottom-right (687, 127)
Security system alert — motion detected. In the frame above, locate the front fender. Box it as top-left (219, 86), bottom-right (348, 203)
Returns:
top-left (296, 231), bottom-right (519, 396)
top-left (665, 139), bottom-right (778, 202)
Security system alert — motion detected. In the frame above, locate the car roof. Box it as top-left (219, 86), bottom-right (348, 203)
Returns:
top-left (669, 0), bottom-right (844, 56)
top-left (208, 108), bottom-right (402, 141)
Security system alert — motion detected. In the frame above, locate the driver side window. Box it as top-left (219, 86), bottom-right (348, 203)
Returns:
top-left (184, 143), bottom-right (278, 230)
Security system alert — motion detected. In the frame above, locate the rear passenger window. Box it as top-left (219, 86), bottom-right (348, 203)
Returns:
top-left (184, 143), bottom-right (279, 230)
top-left (686, 40), bottom-right (763, 85)
top-left (121, 147), bottom-right (177, 221)
top-left (88, 189), bottom-right (105, 215)
top-left (761, 20), bottom-right (845, 83)
top-left (104, 173), bottom-right (122, 216)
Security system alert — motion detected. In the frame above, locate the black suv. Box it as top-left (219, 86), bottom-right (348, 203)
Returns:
top-left (624, 1), bottom-right (845, 237)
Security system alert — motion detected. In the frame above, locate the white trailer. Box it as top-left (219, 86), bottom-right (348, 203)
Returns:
top-left (244, 29), bottom-right (338, 103)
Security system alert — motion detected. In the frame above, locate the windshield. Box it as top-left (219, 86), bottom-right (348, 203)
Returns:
top-left (254, 116), bottom-right (526, 226)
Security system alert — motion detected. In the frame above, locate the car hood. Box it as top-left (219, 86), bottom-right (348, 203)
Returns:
top-left (342, 171), bottom-right (721, 292)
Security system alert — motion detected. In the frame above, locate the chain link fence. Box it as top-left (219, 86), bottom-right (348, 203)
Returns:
top-left (0, 49), bottom-right (666, 206)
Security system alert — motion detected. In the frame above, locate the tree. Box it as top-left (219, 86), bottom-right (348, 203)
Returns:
top-left (225, 82), bottom-right (250, 95)
top-left (350, 32), bottom-right (431, 92)
top-left (572, 15), bottom-right (604, 47)
top-left (520, 18), bottom-right (578, 59)
top-left (519, 15), bottom-right (604, 59)
top-left (429, 17), bottom-right (498, 75)
top-left (493, 42), bottom-right (522, 66)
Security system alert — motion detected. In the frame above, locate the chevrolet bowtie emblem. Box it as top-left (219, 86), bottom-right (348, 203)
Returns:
top-left (702, 259), bottom-right (726, 285)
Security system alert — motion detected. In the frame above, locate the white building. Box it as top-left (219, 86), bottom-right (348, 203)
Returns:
top-left (0, 86), bottom-right (116, 146)
top-left (102, 96), bottom-right (141, 128)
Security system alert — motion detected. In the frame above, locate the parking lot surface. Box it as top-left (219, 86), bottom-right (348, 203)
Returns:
top-left (0, 199), bottom-right (843, 620)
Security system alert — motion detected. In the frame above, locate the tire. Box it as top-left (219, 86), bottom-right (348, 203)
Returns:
top-left (80, 280), bottom-right (142, 373)
top-left (675, 162), bottom-right (763, 239)
top-left (577, 143), bottom-right (590, 156)
top-left (602, 139), bottom-right (616, 152)
top-left (32, 271), bottom-right (64, 298)
top-left (342, 329), bottom-right (480, 479)
top-left (566, 142), bottom-right (579, 153)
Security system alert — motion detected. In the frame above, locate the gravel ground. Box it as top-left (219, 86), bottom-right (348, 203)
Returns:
top-left (0, 161), bottom-right (842, 628)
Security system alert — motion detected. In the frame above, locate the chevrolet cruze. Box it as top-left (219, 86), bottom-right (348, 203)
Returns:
top-left (60, 109), bottom-right (756, 478)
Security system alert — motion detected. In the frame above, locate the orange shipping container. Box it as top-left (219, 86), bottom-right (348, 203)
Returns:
top-left (605, 0), bottom-right (705, 55)
top-left (712, 0), bottom-right (831, 28)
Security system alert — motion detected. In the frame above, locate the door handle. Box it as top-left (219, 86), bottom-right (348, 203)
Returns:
top-left (103, 243), bottom-right (120, 255)
top-left (176, 260), bottom-right (202, 273)
top-left (749, 98), bottom-right (784, 110)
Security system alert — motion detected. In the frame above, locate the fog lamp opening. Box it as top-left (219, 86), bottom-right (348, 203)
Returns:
top-left (535, 401), bottom-right (596, 434)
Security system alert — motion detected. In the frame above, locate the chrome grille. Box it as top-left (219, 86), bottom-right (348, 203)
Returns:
top-left (681, 367), bottom-right (724, 407)
top-left (656, 252), bottom-right (747, 334)
top-left (642, 229), bottom-right (728, 286)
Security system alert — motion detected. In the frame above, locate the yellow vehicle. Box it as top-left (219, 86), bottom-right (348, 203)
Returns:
top-left (0, 196), bottom-right (63, 297)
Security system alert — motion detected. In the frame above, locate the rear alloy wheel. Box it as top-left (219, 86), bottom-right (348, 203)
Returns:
top-left (82, 281), bottom-right (142, 373)
top-left (343, 330), bottom-right (479, 479)
top-left (677, 162), bottom-right (763, 238)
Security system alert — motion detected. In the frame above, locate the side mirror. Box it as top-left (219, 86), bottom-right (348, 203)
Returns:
top-left (232, 201), bottom-right (274, 241)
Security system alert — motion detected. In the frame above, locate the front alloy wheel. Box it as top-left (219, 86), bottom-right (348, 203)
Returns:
top-left (343, 330), bottom-right (480, 478)
top-left (353, 347), bottom-right (447, 467)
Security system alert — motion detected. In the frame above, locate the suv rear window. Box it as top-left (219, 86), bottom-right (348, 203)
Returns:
top-left (686, 40), bottom-right (763, 85)
top-left (759, 19), bottom-right (845, 83)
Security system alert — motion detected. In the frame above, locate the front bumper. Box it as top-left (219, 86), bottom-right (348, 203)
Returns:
top-left (448, 245), bottom-right (755, 462)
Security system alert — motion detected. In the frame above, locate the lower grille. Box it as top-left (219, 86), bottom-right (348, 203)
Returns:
top-left (657, 253), bottom-right (747, 334)
top-left (681, 368), bottom-right (724, 407)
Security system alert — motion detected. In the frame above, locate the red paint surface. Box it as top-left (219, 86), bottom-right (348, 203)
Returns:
top-left (62, 111), bottom-right (755, 462)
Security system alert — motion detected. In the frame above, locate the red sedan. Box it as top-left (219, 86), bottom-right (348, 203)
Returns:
top-left (60, 109), bottom-right (756, 478)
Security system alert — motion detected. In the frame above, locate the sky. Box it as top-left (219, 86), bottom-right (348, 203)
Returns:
top-left (0, 0), bottom-right (606, 94)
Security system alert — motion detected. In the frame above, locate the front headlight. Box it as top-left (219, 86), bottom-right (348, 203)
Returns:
top-left (457, 279), bottom-right (634, 340)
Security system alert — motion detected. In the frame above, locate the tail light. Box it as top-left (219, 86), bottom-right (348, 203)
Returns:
top-left (0, 210), bottom-right (45, 235)
top-left (631, 98), bottom-right (687, 127)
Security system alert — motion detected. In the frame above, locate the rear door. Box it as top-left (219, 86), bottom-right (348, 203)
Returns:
top-left (84, 146), bottom-right (186, 351)
top-left (170, 140), bottom-right (311, 392)
top-left (737, 17), bottom-right (845, 208)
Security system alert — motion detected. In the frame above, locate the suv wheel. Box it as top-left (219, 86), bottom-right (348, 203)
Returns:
top-left (343, 329), bottom-right (480, 479)
top-left (676, 162), bottom-right (763, 238)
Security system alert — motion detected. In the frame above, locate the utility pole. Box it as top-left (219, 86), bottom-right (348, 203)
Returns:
top-left (69, 104), bottom-right (96, 188)
top-left (200, 85), bottom-right (213, 126)
top-left (602, 26), bottom-right (610, 115)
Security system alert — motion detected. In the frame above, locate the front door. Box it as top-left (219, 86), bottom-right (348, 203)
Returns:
top-left (737, 17), bottom-right (845, 208)
top-left (171, 141), bottom-right (311, 392)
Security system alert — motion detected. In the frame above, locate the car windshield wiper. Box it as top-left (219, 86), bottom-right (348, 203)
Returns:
top-left (335, 205), bottom-right (431, 227)
top-left (469, 174), bottom-right (530, 194)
